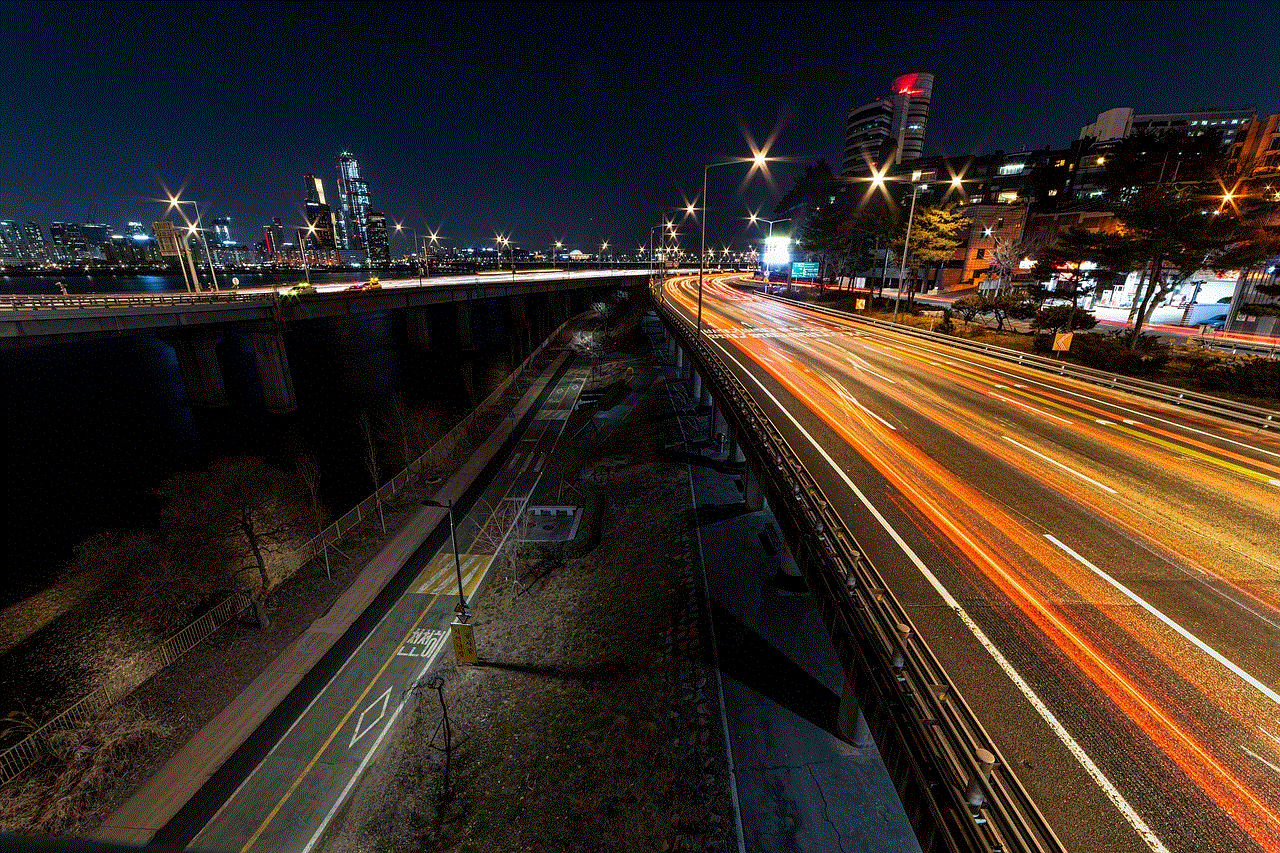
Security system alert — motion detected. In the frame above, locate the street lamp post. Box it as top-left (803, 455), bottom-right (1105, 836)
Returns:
top-left (893, 181), bottom-right (925, 323)
top-left (167, 195), bottom-right (220, 292)
top-left (696, 152), bottom-right (769, 338)
top-left (297, 224), bottom-right (317, 285)
top-left (422, 498), bottom-right (469, 619)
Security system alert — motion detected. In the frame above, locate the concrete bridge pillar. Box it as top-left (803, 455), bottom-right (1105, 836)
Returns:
top-left (837, 676), bottom-right (875, 747)
top-left (251, 329), bottom-right (297, 413)
top-left (456, 302), bottom-right (472, 349)
top-left (173, 335), bottom-right (227, 407)
top-left (690, 369), bottom-right (702, 401)
top-left (508, 295), bottom-right (529, 363)
top-left (674, 345), bottom-right (685, 379)
top-left (667, 337), bottom-right (676, 363)
top-left (406, 309), bottom-right (430, 348)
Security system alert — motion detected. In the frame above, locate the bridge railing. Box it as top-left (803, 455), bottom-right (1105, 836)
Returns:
top-left (0, 291), bottom-right (272, 311)
top-left (656, 294), bottom-right (1064, 853)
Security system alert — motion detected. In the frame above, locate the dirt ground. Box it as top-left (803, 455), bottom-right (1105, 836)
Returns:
top-left (317, 333), bottom-right (734, 853)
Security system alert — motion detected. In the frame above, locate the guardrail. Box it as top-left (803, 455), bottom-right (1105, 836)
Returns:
top-left (767, 292), bottom-right (1280, 431)
top-left (656, 295), bottom-right (1064, 852)
top-left (0, 291), bottom-right (272, 310)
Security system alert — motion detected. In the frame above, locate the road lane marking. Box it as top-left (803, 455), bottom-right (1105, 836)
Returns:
top-left (708, 337), bottom-right (1169, 853)
top-left (349, 687), bottom-right (392, 748)
top-left (1046, 534), bottom-right (1280, 708)
top-left (302, 628), bottom-right (449, 853)
top-left (836, 389), bottom-right (897, 431)
top-left (1242, 745), bottom-right (1280, 776)
top-left (1002, 436), bottom-right (1117, 494)
top-left (845, 355), bottom-right (896, 384)
top-left (987, 390), bottom-right (1074, 425)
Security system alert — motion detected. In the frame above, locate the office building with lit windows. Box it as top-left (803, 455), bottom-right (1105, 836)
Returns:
top-left (1079, 106), bottom-right (1255, 147)
top-left (336, 152), bottom-right (372, 251)
top-left (842, 72), bottom-right (934, 176)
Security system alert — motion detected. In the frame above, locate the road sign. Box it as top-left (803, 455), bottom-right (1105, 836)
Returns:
top-left (791, 261), bottom-right (819, 279)
top-left (450, 621), bottom-right (477, 664)
top-left (153, 221), bottom-right (183, 258)
top-left (1053, 332), bottom-right (1074, 352)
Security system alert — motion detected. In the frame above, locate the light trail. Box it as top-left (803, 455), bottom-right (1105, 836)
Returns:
top-left (665, 276), bottom-right (1280, 852)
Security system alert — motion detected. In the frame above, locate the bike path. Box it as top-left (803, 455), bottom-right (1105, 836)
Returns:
top-left (189, 365), bottom-right (587, 853)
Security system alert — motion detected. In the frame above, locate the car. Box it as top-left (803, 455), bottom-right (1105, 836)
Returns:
top-left (1204, 314), bottom-right (1227, 331)
top-left (345, 282), bottom-right (364, 292)
top-left (365, 277), bottom-right (381, 290)
top-left (282, 281), bottom-right (313, 298)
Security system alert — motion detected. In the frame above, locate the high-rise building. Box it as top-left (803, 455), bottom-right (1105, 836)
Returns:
top-left (365, 211), bottom-right (389, 265)
top-left (303, 176), bottom-right (338, 252)
top-left (263, 218), bottom-right (286, 259)
top-left (49, 222), bottom-right (90, 261)
top-left (213, 217), bottom-right (233, 246)
top-left (841, 72), bottom-right (934, 176)
top-left (21, 222), bottom-right (49, 261)
top-left (336, 152), bottom-right (372, 251)
top-left (0, 221), bottom-right (24, 264)
top-left (80, 223), bottom-right (111, 256)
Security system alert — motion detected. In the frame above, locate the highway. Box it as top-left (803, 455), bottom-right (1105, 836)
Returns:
top-left (663, 274), bottom-right (1280, 853)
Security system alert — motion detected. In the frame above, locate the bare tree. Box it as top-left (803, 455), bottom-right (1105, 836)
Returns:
top-left (359, 412), bottom-right (386, 533)
top-left (157, 456), bottom-right (306, 629)
top-left (296, 453), bottom-right (330, 579)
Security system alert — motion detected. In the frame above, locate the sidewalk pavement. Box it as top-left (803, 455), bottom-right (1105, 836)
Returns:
top-left (97, 350), bottom-right (570, 847)
top-left (645, 313), bottom-right (921, 853)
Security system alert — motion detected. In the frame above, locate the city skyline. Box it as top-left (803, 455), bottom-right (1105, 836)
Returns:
top-left (2, 2), bottom-right (1278, 250)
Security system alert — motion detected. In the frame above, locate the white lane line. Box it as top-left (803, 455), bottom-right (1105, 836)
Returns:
top-left (710, 339), bottom-right (1168, 853)
top-left (1259, 726), bottom-right (1280, 746)
top-left (1002, 436), bottom-right (1117, 494)
top-left (838, 390), bottom-right (897, 431)
top-left (988, 390), bottom-right (1074, 426)
top-left (845, 355), bottom-right (897, 384)
top-left (1242, 745), bottom-right (1280, 776)
top-left (505, 453), bottom-right (523, 471)
top-left (519, 452), bottom-right (537, 473)
top-left (1046, 534), bottom-right (1280, 709)
top-left (303, 632), bottom-right (448, 853)
top-left (1270, 479), bottom-right (1280, 487)
top-left (534, 452), bottom-right (547, 472)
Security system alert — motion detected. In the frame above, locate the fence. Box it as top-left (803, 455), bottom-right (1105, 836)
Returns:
top-left (0, 317), bottom-right (571, 789)
top-left (0, 590), bottom-right (254, 786)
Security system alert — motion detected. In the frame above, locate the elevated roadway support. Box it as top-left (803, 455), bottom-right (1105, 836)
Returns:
top-left (170, 333), bottom-right (227, 407)
top-left (405, 309), bottom-right (430, 348)
top-left (250, 329), bottom-right (297, 413)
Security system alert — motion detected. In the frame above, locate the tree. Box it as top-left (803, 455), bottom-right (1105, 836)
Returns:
top-left (903, 203), bottom-right (967, 308)
top-left (1032, 305), bottom-right (1099, 335)
top-left (1031, 226), bottom-right (1135, 311)
top-left (157, 456), bottom-right (306, 629)
top-left (296, 453), bottom-right (331, 579)
top-left (776, 160), bottom-right (837, 218)
top-left (983, 293), bottom-right (1037, 332)
top-left (989, 233), bottom-right (1048, 296)
top-left (1115, 183), bottom-right (1270, 344)
top-left (950, 296), bottom-right (985, 326)
top-left (359, 412), bottom-right (386, 534)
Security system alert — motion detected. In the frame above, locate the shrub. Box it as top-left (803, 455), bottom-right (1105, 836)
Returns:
top-left (1181, 350), bottom-right (1280, 399)
top-left (1071, 331), bottom-right (1169, 376)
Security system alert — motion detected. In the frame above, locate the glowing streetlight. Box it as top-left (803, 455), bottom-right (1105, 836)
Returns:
top-left (694, 148), bottom-right (777, 337)
top-left (422, 498), bottom-right (469, 620)
top-left (165, 193), bottom-right (220, 291)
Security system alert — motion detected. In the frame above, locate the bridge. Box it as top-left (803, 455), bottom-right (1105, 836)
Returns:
top-left (0, 269), bottom-right (650, 412)
top-left (655, 273), bottom-right (1280, 853)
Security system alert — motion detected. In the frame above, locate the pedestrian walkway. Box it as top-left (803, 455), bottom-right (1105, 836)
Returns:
top-left (96, 350), bottom-right (578, 848)
top-left (645, 313), bottom-right (922, 853)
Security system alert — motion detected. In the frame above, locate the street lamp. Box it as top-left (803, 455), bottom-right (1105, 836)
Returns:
top-left (166, 193), bottom-right (221, 291)
top-left (600, 241), bottom-right (609, 269)
top-left (297, 223), bottom-right (318, 285)
top-left (892, 173), bottom-right (970, 322)
top-left (695, 150), bottom-right (771, 338)
top-left (422, 498), bottom-right (469, 619)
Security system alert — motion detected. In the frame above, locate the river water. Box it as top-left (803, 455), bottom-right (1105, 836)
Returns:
top-left (0, 273), bottom-right (517, 607)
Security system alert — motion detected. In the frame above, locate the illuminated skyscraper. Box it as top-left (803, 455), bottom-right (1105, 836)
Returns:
top-left (841, 72), bottom-right (934, 176)
top-left (303, 175), bottom-right (337, 251)
top-left (213, 217), bottom-right (232, 245)
top-left (336, 152), bottom-right (372, 251)
top-left (365, 211), bottom-right (389, 265)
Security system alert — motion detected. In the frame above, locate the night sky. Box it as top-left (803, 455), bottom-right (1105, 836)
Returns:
top-left (2, 1), bottom-right (1277, 253)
